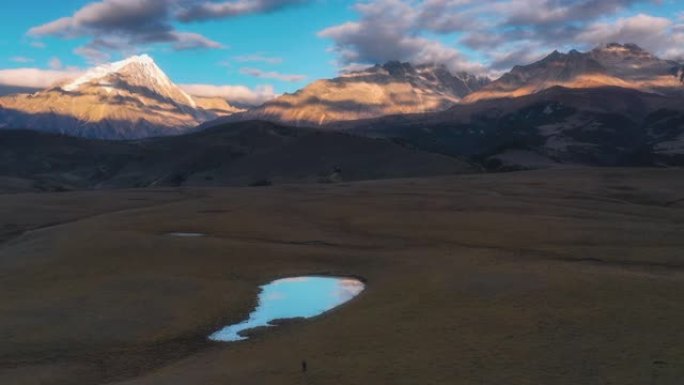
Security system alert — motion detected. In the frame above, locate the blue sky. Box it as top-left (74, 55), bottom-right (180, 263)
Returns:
top-left (0, 0), bottom-right (682, 103)
top-left (0, 1), bottom-right (356, 96)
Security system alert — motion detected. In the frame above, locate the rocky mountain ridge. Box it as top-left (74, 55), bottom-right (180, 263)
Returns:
top-left (465, 43), bottom-right (684, 102)
top-left (220, 61), bottom-right (490, 127)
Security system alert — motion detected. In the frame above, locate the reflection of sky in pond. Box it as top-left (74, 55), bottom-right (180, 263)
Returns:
top-left (209, 276), bottom-right (365, 342)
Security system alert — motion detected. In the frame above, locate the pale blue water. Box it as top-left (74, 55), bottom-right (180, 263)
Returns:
top-left (209, 276), bottom-right (365, 342)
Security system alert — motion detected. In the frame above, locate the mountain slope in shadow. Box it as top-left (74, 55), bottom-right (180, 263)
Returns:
top-left (339, 86), bottom-right (684, 170)
top-left (0, 120), bottom-right (477, 192)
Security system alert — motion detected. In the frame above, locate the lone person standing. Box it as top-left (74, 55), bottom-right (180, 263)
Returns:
top-left (301, 360), bottom-right (308, 373)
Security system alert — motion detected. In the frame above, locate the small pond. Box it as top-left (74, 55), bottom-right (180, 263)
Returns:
top-left (166, 232), bottom-right (206, 238)
top-left (209, 276), bottom-right (365, 342)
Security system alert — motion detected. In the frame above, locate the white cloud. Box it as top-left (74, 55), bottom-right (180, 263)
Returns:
top-left (234, 53), bottom-right (283, 64)
top-left (10, 57), bottom-right (34, 64)
top-left (74, 45), bottom-right (112, 64)
top-left (577, 14), bottom-right (672, 49)
top-left (0, 65), bottom-right (278, 107)
top-left (319, 0), bottom-right (675, 74)
top-left (170, 31), bottom-right (224, 50)
top-left (0, 67), bottom-right (82, 89)
top-left (180, 83), bottom-right (278, 106)
top-left (239, 67), bottom-right (307, 82)
top-left (176, 0), bottom-right (311, 21)
top-left (49, 57), bottom-right (63, 70)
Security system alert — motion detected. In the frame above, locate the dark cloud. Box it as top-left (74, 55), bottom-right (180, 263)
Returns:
top-left (319, 0), bottom-right (485, 74)
top-left (29, 0), bottom-right (177, 41)
top-left (320, 0), bottom-right (679, 75)
top-left (176, 0), bottom-right (310, 22)
top-left (28, 0), bottom-right (313, 62)
top-left (26, 0), bottom-right (682, 75)
top-left (501, 0), bottom-right (645, 26)
top-left (487, 46), bottom-right (548, 72)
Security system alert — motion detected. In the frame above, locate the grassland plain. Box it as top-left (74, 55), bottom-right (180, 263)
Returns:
top-left (1, 168), bottom-right (683, 385)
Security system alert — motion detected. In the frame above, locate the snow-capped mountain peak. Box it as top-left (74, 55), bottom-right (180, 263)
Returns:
top-left (0, 54), bottom-right (241, 139)
top-left (63, 55), bottom-right (153, 91)
top-left (61, 54), bottom-right (196, 108)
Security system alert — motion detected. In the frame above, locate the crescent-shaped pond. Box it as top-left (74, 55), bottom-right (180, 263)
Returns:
top-left (209, 276), bottom-right (365, 342)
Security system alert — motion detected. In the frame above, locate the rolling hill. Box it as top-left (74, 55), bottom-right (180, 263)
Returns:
top-left (342, 86), bottom-right (684, 169)
top-left (0, 120), bottom-right (477, 192)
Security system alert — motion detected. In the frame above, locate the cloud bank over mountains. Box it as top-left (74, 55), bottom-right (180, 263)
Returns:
top-left (12, 0), bottom-right (311, 103)
top-left (0, 68), bottom-right (82, 93)
top-left (0, 65), bottom-right (278, 106)
top-left (3, 0), bottom-right (683, 103)
top-left (320, 0), bottom-right (684, 75)
top-left (28, 0), bottom-right (683, 71)
top-left (179, 83), bottom-right (277, 105)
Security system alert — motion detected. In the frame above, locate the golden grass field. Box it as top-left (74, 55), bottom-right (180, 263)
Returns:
top-left (1, 168), bottom-right (683, 385)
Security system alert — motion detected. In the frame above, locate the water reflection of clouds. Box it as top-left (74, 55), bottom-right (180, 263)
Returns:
top-left (278, 277), bottom-right (311, 283)
top-left (264, 291), bottom-right (286, 301)
top-left (333, 279), bottom-right (365, 301)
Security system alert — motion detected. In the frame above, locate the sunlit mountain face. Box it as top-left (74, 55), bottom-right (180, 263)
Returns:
top-left (221, 61), bottom-right (490, 127)
top-left (0, 1), bottom-right (682, 164)
top-left (464, 44), bottom-right (684, 103)
top-left (0, 55), bottom-right (241, 140)
top-left (0, 55), bottom-right (494, 138)
top-left (0, 0), bottom-right (683, 139)
top-left (216, 44), bottom-right (684, 128)
top-left (3, 43), bottom-right (683, 179)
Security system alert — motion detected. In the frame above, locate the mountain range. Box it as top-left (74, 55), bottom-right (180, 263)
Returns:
top-left (342, 85), bottom-right (684, 169)
top-left (217, 61), bottom-right (490, 127)
top-left (3, 43), bottom-right (682, 140)
top-left (1, 43), bottom-right (684, 190)
top-left (331, 44), bottom-right (684, 170)
top-left (464, 43), bottom-right (684, 103)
